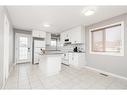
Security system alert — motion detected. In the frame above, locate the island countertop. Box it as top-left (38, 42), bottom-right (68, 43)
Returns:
top-left (40, 53), bottom-right (63, 55)
top-left (39, 50), bottom-right (64, 55)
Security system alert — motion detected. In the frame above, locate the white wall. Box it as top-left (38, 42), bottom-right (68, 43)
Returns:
top-left (0, 6), bottom-right (14, 88)
top-left (0, 6), bottom-right (5, 88)
top-left (9, 23), bottom-right (14, 72)
top-left (14, 28), bottom-right (32, 34)
top-left (85, 13), bottom-right (127, 78)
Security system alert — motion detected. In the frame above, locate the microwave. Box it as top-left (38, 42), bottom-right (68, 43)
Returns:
top-left (65, 39), bottom-right (69, 42)
top-left (64, 39), bottom-right (71, 45)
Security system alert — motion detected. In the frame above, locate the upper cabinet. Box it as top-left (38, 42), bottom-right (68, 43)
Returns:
top-left (32, 30), bottom-right (46, 38)
top-left (60, 32), bottom-right (67, 44)
top-left (46, 33), bottom-right (51, 45)
top-left (60, 26), bottom-right (85, 44)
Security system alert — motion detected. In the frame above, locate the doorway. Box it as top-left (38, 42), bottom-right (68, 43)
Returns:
top-left (15, 33), bottom-right (31, 64)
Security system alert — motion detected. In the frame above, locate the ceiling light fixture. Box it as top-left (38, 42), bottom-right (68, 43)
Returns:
top-left (43, 24), bottom-right (51, 27)
top-left (84, 10), bottom-right (95, 16)
top-left (82, 7), bottom-right (97, 16)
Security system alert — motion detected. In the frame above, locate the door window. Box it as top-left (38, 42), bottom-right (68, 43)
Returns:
top-left (19, 37), bottom-right (28, 60)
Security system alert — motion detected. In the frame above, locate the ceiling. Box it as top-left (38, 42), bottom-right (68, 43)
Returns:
top-left (6, 6), bottom-right (127, 33)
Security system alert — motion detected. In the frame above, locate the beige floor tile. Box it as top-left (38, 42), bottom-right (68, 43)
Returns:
top-left (4, 63), bottom-right (127, 90)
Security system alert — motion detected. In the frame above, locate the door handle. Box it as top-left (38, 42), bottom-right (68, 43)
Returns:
top-left (28, 48), bottom-right (30, 52)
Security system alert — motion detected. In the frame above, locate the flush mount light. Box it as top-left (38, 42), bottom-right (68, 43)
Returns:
top-left (82, 7), bottom-right (97, 16)
top-left (43, 24), bottom-right (51, 27)
top-left (84, 10), bottom-right (95, 16)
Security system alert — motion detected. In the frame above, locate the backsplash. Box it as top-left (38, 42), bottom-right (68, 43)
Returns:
top-left (60, 44), bottom-right (85, 53)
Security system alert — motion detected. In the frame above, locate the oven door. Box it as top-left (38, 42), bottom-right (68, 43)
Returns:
top-left (61, 53), bottom-right (69, 65)
top-left (65, 39), bottom-right (69, 42)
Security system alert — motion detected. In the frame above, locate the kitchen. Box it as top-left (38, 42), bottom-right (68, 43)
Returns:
top-left (32, 26), bottom-right (86, 76)
top-left (1, 6), bottom-right (127, 89)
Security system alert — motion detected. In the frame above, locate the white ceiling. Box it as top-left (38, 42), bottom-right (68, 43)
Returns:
top-left (6, 6), bottom-right (127, 33)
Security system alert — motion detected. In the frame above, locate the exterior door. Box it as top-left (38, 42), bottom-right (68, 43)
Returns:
top-left (15, 33), bottom-right (31, 63)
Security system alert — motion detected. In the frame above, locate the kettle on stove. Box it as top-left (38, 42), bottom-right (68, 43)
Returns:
top-left (73, 47), bottom-right (78, 52)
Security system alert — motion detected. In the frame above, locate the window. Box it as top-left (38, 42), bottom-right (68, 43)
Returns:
top-left (19, 37), bottom-right (28, 60)
top-left (90, 22), bottom-right (124, 56)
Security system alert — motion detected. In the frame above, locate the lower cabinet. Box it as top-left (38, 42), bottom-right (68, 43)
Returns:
top-left (61, 53), bottom-right (69, 65)
top-left (69, 53), bottom-right (86, 68)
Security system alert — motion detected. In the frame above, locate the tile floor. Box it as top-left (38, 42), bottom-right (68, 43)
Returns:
top-left (3, 63), bottom-right (127, 89)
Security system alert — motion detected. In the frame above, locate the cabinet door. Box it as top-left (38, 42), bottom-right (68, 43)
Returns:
top-left (39, 31), bottom-right (46, 38)
top-left (64, 31), bottom-right (68, 39)
top-left (70, 30), bottom-right (75, 43)
top-left (60, 26), bottom-right (84, 44)
top-left (73, 53), bottom-right (79, 66)
top-left (61, 32), bottom-right (69, 44)
top-left (67, 30), bottom-right (72, 42)
top-left (60, 32), bottom-right (65, 44)
top-left (69, 53), bottom-right (73, 65)
top-left (32, 30), bottom-right (39, 37)
top-left (74, 31), bottom-right (81, 43)
top-left (69, 53), bottom-right (79, 67)
top-left (64, 53), bottom-right (69, 60)
top-left (46, 33), bottom-right (51, 45)
top-left (37, 31), bottom-right (41, 38)
top-left (73, 28), bottom-right (81, 43)
top-left (32, 30), bottom-right (46, 38)
top-left (36, 30), bottom-right (41, 37)
top-left (69, 27), bottom-right (82, 44)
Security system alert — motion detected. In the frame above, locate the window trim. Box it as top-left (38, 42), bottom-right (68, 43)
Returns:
top-left (89, 21), bottom-right (124, 56)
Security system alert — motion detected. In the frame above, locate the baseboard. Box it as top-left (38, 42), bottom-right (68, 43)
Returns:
top-left (61, 63), bottom-right (69, 66)
top-left (1, 78), bottom-right (7, 89)
top-left (2, 83), bottom-right (5, 89)
top-left (84, 66), bottom-right (127, 81)
top-left (1, 63), bottom-right (16, 89)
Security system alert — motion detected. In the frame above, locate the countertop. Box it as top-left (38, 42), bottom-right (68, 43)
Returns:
top-left (40, 50), bottom-right (85, 55)
top-left (42, 53), bottom-right (63, 55)
top-left (40, 50), bottom-right (63, 55)
top-left (68, 51), bottom-right (85, 53)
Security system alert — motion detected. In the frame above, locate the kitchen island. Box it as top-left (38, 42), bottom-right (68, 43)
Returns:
top-left (39, 53), bottom-right (63, 76)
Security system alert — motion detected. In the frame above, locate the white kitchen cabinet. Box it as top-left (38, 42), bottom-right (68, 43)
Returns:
top-left (70, 26), bottom-right (85, 44)
top-left (69, 53), bottom-right (86, 68)
top-left (39, 54), bottom-right (62, 76)
top-left (61, 53), bottom-right (69, 65)
top-left (67, 30), bottom-right (72, 42)
top-left (60, 32), bottom-right (67, 44)
top-left (68, 53), bottom-right (73, 65)
top-left (60, 30), bottom-right (72, 44)
top-left (46, 33), bottom-right (51, 45)
top-left (60, 26), bottom-right (85, 44)
top-left (60, 32), bottom-right (64, 44)
top-left (32, 30), bottom-right (46, 38)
